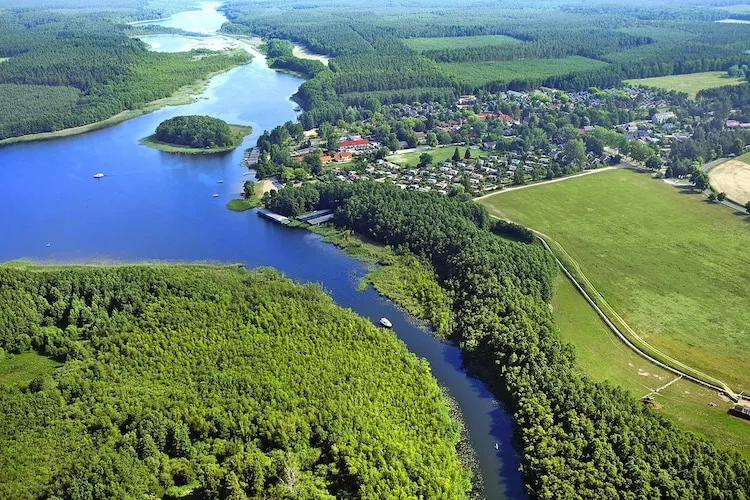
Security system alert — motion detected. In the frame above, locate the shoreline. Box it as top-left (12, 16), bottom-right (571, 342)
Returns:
top-left (140, 124), bottom-right (253, 154)
top-left (0, 64), bottom-right (243, 147)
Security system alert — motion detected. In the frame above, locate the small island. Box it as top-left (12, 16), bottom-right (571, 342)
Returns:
top-left (140, 115), bottom-right (252, 154)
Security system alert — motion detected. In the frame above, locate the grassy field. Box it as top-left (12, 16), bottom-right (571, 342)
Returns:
top-left (403, 35), bottom-right (521, 52)
top-left (387, 146), bottom-right (470, 166)
top-left (140, 124), bottom-right (252, 154)
top-left (552, 274), bottom-right (750, 459)
top-left (0, 58), bottom-right (7, 64)
top-left (0, 352), bottom-right (61, 387)
top-left (440, 57), bottom-right (610, 87)
top-left (718, 4), bottom-right (750, 14)
top-left (625, 71), bottom-right (746, 98)
top-left (480, 169), bottom-right (750, 392)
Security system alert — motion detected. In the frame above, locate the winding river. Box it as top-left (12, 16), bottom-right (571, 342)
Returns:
top-left (0, 5), bottom-right (524, 498)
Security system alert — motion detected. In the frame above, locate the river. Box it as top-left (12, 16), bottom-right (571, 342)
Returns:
top-left (0, 4), bottom-right (525, 498)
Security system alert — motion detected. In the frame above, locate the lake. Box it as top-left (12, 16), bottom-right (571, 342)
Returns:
top-left (0, 4), bottom-right (525, 498)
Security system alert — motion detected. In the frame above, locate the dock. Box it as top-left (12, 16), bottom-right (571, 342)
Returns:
top-left (257, 208), bottom-right (289, 225)
top-left (297, 209), bottom-right (334, 225)
top-left (244, 147), bottom-right (261, 167)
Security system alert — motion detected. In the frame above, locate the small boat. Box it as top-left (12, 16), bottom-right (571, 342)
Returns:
top-left (46, 243), bottom-right (51, 247)
top-left (93, 173), bottom-right (104, 179)
top-left (217, 180), bottom-right (224, 184)
top-left (379, 317), bottom-right (392, 328)
top-left (212, 194), bottom-right (219, 198)
top-left (494, 443), bottom-right (499, 450)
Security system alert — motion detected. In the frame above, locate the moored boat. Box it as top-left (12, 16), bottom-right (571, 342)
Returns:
top-left (379, 317), bottom-right (392, 328)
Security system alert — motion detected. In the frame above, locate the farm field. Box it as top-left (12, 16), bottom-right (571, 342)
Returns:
top-left (717, 4), bottom-right (750, 14)
top-left (551, 274), bottom-right (750, 459)
top-left (709, 152), bottom-right (750, 205)
top-left (624, 71), bottom-right (746, 98)
top-left (403, 35), bottom-right (522, 52)
top-left (387, 145), bottom-right (470, 166)
top-left (441, 57), bottom-right (610, 87)
top-left (480, 168), bottom-right (750, 392)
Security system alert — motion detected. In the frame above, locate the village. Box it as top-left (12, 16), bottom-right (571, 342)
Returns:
top-left (247, 83), bottom-right (731, 195)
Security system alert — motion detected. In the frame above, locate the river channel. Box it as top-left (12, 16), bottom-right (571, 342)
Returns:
top-left (0, 4), bottom-right (525, 498)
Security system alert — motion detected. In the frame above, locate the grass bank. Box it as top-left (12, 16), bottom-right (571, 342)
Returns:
top-left (140, 124), bottom-right (252, 154)
top-left (551, 273), bottom-right (750, 460)
top-left (479, 168), bottom-right (750, 392)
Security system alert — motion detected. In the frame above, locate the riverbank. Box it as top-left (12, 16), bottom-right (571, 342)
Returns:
top-left (140, 124), bottom-right (253, 154)
top-left (0, 61), bottom-right (248, 147)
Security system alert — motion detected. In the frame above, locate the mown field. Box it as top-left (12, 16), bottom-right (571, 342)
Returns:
top-left (625, 71), bottom-right (746, 98)
top-left (480, 168), bottom-right (750, 393)
top-left (708, 152), bottom-right (750, 205)
top-left (387, 145), bottom-right (470, 166)
top-left (440, 56), bottom-right (610, 87)
top-left (403, 35), bottom-right (521, 52)
top-left (551, 274), bottom-right (750, 460)
top-left (0, 351), bottom-right (60, 387)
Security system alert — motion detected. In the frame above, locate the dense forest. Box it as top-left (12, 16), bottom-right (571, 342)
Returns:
top-left (155, 115), bottom-right (236, 148)
top-left (221, 0), bottom-right (750, 127)
top-left (0, 264), bottom-right (469, 499)
top-left (263, 182), bottom-right (750, 499)
top-left (0, 9), bottom-right (249, 141)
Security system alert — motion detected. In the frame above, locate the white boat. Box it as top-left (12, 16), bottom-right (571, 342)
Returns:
top-left (379, 317), bottom-right (392, 328)
top-left (217, 180), bottom-right (224, 184)
top-left (93, 173), bottom-right (104, 179)
top-left (212, 194), bottom-right (219, 198)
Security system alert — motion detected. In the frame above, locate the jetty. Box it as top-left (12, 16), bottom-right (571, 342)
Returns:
top-left (257, 208), bottom-right (289, 225)
top-left (244, 147), bottom-right (261, 167)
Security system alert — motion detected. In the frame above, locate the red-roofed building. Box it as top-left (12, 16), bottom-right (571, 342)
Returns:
top-left (339, 138), bottom-right (370, 151)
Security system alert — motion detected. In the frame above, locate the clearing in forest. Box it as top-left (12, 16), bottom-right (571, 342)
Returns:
top-left (480, 168), bottom-right (750, 393)
top-left (440, 57), bottom-right (609, 87)
top-left (625, 71), bottom-right (746, 98)
top-left (708, 153), bottom-right (750, 205)
top-left (403, 35), bottom-right (522, 52)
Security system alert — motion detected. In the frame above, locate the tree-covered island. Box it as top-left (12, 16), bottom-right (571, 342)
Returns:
top-left (141, 115), bottom-right (252, 154)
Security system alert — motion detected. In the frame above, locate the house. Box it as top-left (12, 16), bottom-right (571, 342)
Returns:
top-left (730, 404), bottom-right (750, 420)
top-left (726, 120), bottom-right (740, 128)
top-left (339, 138), bottom-right (370, 151)
top-left (652, 111), bottom-right (676, 124)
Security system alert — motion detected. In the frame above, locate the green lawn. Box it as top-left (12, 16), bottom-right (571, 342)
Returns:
top-left (440, 57), bottom-right (610, 87)
top-left (625, 71), bottom-right (746, 98)
top-left (387, 146), bottom-right (470, 166)
top-left (0, 352), bottom-right (61, 387)
top-left (480, 169), bottom-right (750, 392)
top-left (403, 35), bottom-right (521, 52)
top-left (0, 58), bottom-right (8, 64)
top-left (552, 273), bottom-right (750, 459)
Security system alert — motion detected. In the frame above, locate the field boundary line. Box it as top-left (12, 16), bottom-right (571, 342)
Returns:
top-left (488, 214), bottom-right (740, 402)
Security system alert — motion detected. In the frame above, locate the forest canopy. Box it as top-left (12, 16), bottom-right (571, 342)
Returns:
top-left (155, 115), bottom-right (237, 149)
top-left (0, 264), bottom-right (469, 499)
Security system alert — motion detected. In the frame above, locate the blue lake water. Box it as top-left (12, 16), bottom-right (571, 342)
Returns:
top-left (0, 6), bottom-right (525, 499)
